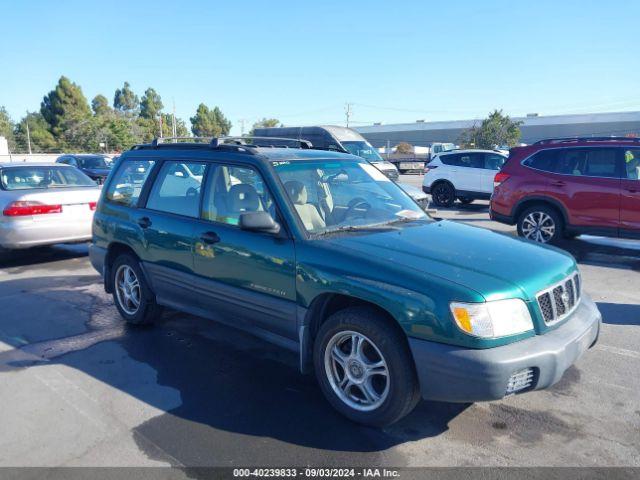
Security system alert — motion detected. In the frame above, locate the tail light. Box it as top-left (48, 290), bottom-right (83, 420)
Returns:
top-left (424, 165), bottom-right (437, 174)
top-left (494, 172), bottom-right (511, 188)
top-left (3, 201), bottom-right (63, 217)
top-left (89, 202), bottom-right (97, 211)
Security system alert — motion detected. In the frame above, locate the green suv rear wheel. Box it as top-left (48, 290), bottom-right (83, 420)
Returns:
top-left (111, 253), bottom-right (162, 325)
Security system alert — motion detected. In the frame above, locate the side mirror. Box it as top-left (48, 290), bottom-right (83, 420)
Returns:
top-left (239, 211), bottom-right (281, 235)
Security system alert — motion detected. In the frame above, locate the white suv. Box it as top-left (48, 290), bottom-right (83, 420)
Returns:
top-left (422, 149), bottom-right (507, 207)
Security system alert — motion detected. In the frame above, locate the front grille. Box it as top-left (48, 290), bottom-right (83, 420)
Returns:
top-left (536, 273), bottom-right (581, 325)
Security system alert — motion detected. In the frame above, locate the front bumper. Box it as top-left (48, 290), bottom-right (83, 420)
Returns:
top-left (408, 293), bottom-right (601, 402)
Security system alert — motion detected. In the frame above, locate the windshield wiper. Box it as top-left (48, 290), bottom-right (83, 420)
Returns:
top-left (318, 224), bottom-right (399, 235)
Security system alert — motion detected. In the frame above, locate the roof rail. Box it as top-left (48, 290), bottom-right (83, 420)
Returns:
top-left (151, 136), bottom-right (210, 146)
top-left (136, 135), bottom-right (313, 154)
top-left (534, 136), bottom-right (640, 145)
top-left (212, 136), bottom-right (313, 149)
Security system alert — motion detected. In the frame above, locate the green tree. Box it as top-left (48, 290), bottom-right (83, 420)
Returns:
top-left (459, 110), bottom-right (522, 149)
top-left (190, 104), bottom-right (232, 137)
top-left (394, 142), bottom-right (414, 154)
top-left (14, 112), bottom-right (58, 153)
top-left (140, 88), bottom-right (163, 120)
top-left (40, 76), bottom-right (92, 149)
top-left (0, 106), bottom-right (16, 151)
top-left (250, 117), bottom-right (281, 134)
top-left (91, 94), bottom-right (112, 116)
top-left (113, 81), bottom-right (139, 114)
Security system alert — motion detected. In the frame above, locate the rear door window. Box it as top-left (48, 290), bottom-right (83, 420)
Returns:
top-left (145, 161), bottom-right (205, 218)
top-left (556, 148), bottom-right (619, 178)
top-left (484, 154), bottom-right (506, 170)
top-left (105, 160), bottom-right (155, 206)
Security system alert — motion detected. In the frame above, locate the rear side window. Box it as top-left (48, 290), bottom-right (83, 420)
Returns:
top-left (556, 148), bottom-right (618, 178)
top-left (0, 166), bottom-right (95, 190)
top-left (105, 160), bottom-right (155, 206)
top-left (524, 149), bottom-right (558, 172)
top-left (441, 153), bottom-right (483, 168)
top-left (146, 161), bottom-right (205, 218)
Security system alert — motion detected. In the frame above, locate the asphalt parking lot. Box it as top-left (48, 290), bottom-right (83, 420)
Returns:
top-left (0, 173), bottom-right (638, 468)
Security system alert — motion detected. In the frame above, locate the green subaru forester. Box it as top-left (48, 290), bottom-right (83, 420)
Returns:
top-left (90, 138), bottom-right (601, 426)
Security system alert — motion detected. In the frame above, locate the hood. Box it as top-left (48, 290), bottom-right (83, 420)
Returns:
top-left (328, 220), bottom-right (576, 301)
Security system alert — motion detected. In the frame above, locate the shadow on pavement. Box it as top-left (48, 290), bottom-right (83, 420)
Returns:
top-left (0, 244), bottom-right (89, 270)
top-left (596, 302), bottom-right (640, 326)
top-left (554, 236), bottom-right (640, 271)
top-left (0, 274), bottom-right (470, 465)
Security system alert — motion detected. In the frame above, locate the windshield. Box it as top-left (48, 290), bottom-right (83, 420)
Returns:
top-left (274, 159), bottom-right (428, 234)
top-left (341, 141), bottom-right (384, 162)
top-left (1, 166), bottom-right (97, 190)
top-left (78, 156), bottom-right (112, 169)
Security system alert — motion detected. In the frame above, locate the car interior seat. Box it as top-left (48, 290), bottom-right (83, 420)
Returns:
top-left (284, 180), bottom-right (326, 231)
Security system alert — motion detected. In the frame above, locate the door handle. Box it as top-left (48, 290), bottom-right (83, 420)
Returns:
top-left (137, 217), bottom-right (152, 229)
top-left (551, 181), bottom-right (566, 187)
top-left (200, 231), bottom-right (220, 244)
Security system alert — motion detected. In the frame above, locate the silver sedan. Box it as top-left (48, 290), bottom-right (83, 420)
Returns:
top-left (0, 163), bottom-right (101, 249)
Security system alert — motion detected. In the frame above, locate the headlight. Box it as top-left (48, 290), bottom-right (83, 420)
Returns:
top-left (450, 299), bottom-right (534, 338)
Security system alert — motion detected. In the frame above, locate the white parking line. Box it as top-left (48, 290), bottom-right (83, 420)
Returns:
top-left (595, 344), bottom-right (640, 360)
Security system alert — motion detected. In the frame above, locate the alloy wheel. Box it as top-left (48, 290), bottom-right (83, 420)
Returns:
top-left (115, 265), bottom-right (141, 315)
top-left (522, 211), bottom-right (556, 243)
top-left (433, 184), bottom-right (453, 206)
top-left (324, 331), bottom-right (390, 412)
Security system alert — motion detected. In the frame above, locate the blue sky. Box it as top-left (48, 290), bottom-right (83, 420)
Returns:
top-left (1, 0), bottom-right (639, 134)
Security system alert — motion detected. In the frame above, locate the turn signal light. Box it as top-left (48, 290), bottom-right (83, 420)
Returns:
top-left (494, 172), bottom-right (511, 188)
top-left (89, 202), bottom-right (97, 211)
top-left (3, 201), bottom-right (63, 217)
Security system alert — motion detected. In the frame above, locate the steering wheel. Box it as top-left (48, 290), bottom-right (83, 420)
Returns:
top-left (345, 198), bottom-right (372, 219)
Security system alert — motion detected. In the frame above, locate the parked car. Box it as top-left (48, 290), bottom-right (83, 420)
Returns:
top-left (0, 163), bottom-right (100, 249)
top-left (422, 149), bottom-right (507, 207)
top-left (491, 137), bottom-right (640, 243)
top-left (90, 139), bottom-right (601, 426)
top-left (56, 154), bottom-right (113, 184)
top-left (252, 125), bottom-right (400, 180)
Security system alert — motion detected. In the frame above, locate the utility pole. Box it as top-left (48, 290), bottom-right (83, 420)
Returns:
top-left (239, 119), bottom-right (246, 136)
top-left (345, 103), bottom-right (353, 128)
top-left (25, 121), bottom-right (32, 155)
top-left (172, 99), bottom-right (177, 142)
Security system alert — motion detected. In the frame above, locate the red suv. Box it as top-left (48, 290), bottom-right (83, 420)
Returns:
top-left (490, 137), bottom-right (640, 243)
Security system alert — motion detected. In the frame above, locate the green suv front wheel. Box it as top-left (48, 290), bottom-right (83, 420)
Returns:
top-left (313, 307), bottom-right (420, 427)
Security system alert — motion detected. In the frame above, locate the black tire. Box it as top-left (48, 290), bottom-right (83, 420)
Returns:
top-left (431, 182), bottom-right (455, 207)
top-left (516, 204), bottom-right (564, 244)
top-left (111, 253), bottom-right (162, 325)
top-left (313, 306), bottom-right (420, 427)
top-left (458, 197), bottom-right (474, 205)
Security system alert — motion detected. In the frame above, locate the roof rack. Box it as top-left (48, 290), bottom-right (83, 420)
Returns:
top-left (135, 136), bottom-right (313, 153)
top-left (534, 136), bottom-right (640, 145)
top-left (212, 136), bottom-right (313, 149)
